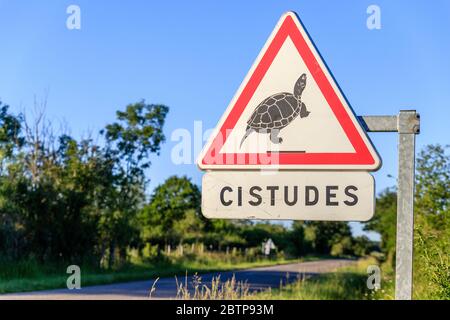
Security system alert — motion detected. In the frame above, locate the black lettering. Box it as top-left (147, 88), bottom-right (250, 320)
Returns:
top-left (344, 185), bottom-right (358, 206)
top-left (266, 186), bottom-right (279, 206)
top-left (284, 186), bottom-right (298, 206)
top-left (237, 186), bottom-right (242, 206)
top-left (326, 186), bottom-right (339, 206)
top-left (220, 186), bottom-right (233, 206)
top-left (249, 186), bottom-right (262, 206)
top-left (305, 186), bottom-right (319, 206)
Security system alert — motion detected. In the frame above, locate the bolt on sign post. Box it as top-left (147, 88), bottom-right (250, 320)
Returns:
top-left (197, 12), bottom-right (420, 300)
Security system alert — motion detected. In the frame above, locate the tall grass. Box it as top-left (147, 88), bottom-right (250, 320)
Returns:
top-left (253, 260), bottom-right (370, 300)
top-left (169, 259), bottom-right (379, 300)
top-left (0, 256), bottom-right (60, 279)
top-left (254, 273), bottom-right (367, 300)
top-left (414, 231), bottom-right (450, 299)
top-left (175, 273), bottom-right (251, 300)
top-left (255, 258), bottom-right (390, 300)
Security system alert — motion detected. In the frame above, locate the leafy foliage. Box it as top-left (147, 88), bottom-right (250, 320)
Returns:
top-left (414, 145), bottom-right (450, 299)
top-left (140, 175), bottom-right (202, 246)
top-left (363, 188), bottom-right (397, 264)
top-left (364, 144), bottom-right (450, 299)
top-left (0, 100), bottom-right (169, 266)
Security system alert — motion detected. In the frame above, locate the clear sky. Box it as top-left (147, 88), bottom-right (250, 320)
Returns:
top-left (1, 1), bottom-right (449, 239)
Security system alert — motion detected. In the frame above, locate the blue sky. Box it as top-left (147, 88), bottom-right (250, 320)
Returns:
top-left (1, 1), bottom-right (449, 238)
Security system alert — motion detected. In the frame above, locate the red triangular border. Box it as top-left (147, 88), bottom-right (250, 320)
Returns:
top-left (201, 13), bottom-right (377, 168)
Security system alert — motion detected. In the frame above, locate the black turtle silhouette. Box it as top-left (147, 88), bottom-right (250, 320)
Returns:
top-left (240, 73), bottom-right (310, 148)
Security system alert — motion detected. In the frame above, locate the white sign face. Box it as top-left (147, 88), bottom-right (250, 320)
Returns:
top-left (198, 12), bottom-right (381, 170)
top-left (202, 171), bottom-right (375, 221)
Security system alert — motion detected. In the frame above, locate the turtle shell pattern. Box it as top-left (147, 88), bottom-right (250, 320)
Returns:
top-left (247, 93), bottom-right (300, 130)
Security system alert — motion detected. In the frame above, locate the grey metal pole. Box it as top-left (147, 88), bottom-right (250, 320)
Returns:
top-left (395, 110), bottom-right (420, 300)
top-left (359, 111), bottom-right (420, 300)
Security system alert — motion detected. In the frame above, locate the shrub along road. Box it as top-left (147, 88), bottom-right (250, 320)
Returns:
top-left (0, 259), bottom-right (354, 300)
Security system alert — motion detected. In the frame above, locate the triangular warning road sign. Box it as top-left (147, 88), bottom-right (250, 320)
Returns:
top-left (198, 12), bottom-right (381, 171)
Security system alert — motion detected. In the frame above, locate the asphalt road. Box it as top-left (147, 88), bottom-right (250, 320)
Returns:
top-left (0, 259), bottom-right (354, 300)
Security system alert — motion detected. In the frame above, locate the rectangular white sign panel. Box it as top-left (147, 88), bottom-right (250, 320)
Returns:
top-left (202, 171), bottom-right (375, 221)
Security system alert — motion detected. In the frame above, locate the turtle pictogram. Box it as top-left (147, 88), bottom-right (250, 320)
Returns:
top-left (240, 73), bottom-right (310, 148)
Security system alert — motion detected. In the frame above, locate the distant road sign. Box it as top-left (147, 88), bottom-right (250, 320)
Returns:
top-left (198, 12), bottom-right (380, 171)
top-left (202, 171), bottom-right (375, 221)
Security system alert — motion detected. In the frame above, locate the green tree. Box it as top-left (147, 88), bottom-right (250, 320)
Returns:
top-left (0, 102), bottom-right (25, 258)
top-left (202, 219), bottom-right (246, 250)
top-left (0, 100), bottom-right (169, 267)
top-left (0, 108), bottom-right (105, 262)
top-left (351, 235), bottom-right (377, 257)
top-left (363, 188), bottom-right (397, 264)
top-left (414, 144), bottom-right (450, 299)
top-left (240, 222), bottom-right (288, 253)
top-left (303, 221), bottom-right (352, 255)
top-left (364, 144), bottom-right (450, 299)
top-left (101, 101), bottom-right (169, 266)
top-left (172, 209), bottom-right (205, 244)
top-left (288, 221), bottom-right (310, 256)
top-left (141, 176), bottom-right (201, 249)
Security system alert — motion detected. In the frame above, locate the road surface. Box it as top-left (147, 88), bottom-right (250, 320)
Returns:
top-left (0, 259), bottom-right (354, 300)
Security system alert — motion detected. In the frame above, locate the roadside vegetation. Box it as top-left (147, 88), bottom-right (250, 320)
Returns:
top-left (0, 250), bottom-right (302, 294)
top-left (254, 259), bottom-right (372, 300)
top-left (364, 145), bottom-right (450, 300)
top-left (0, 98), bottom-right (448, 299)
top-left (167, 258), bottom-right (381, 300)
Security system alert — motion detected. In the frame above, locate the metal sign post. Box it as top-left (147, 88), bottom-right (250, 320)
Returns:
top-left (359, 110), bottom-right (420, 300)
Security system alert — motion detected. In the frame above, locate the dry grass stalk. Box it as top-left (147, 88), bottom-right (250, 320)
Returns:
top-left (175, 272), bottom-right (251, 300)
